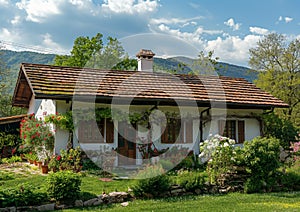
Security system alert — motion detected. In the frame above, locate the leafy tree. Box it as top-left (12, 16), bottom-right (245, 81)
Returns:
top-left (113, 57), bottom-right (138, 70)
top-left (54, 33), bottom-right (103, 67)
top-left (190, 50), bottom-right (221, 75)
top-left (249, 33), bottom-right (300, 128)
top-left (54, 33), bottom-right (129, 70)
top-left (262, 112), bottom-right (298, 148)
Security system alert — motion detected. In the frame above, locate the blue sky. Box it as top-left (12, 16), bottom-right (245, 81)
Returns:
top-left (0, 0), bottom-right (299, 67)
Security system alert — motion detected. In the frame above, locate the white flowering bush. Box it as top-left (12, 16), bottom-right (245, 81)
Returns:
top-left (199, 134), bottom-right (242, 184)
top-left (199, 134), bottom-right (235, 164)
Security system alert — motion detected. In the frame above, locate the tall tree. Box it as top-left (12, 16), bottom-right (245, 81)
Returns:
top-left (54, 33), bottom-right (131, 70)
top-left (190, 51), bottom-right (221, 75)
top-left (249, 33), bottom-right (300, 128)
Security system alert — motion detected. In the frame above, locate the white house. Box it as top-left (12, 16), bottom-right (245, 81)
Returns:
top-left (12, 49), bottom-right (289, 169)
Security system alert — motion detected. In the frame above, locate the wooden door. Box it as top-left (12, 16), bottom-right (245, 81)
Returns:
top-left (118, 122), bottom-right (136, 166)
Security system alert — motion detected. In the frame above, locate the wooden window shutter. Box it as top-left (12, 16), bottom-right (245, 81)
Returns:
top-left (105, 119), bottom-right (114, 143)
top-left (161, 124), bottom-right (168, 143)
top-left (175, 119), bottom-right (182, 143)
top-left (185, 119), bottom-right (193, 143)
top-left (238, 120), bottom-right (245, 144)
top-left (78, 120), bottom-right (84, 143)
top-left (218, 120), bottom-right (226, 135)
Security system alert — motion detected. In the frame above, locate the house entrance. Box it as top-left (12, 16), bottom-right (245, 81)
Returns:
top-left (117, 122), bottom-right (136, 166)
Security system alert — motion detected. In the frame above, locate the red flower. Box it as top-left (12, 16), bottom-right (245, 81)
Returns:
top-left (36, 123), bottom-right (40, 127)
top-left (56, 155), bottom-right (61, 161)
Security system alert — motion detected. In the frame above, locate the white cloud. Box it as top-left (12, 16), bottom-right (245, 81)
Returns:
top-left (0, 0), bottom-right (9, 6)
top-left (224, 18), bottom-right (241, 31)
top-left (278, 16), bottom-right (293, 23)
top-left (150, 16), bottom-right (203, 25)
top-left (16, 0), bottom-right (63, 23)
top-left (249, 26), bottom-right (269, 35)
top-left (152, 23), bottom-right (223, 47)
top-left (205, 34), bottom-right (262, 66)
top-left (101, 0), bottom-right (159, 14)
top-left (285, 16), bottom-right (293, 23)
top-left (11, 16), bottom-right (21, 25)
top-left (41, 33), bottom-right (67, 54)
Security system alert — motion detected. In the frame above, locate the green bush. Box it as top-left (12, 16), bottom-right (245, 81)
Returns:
top-left (46, 170), bottom-right (81, 203)
top-left (280, 160), bottom-right (300, 191)
top-left (176, 170), bottom-right (207, 192)
top-left (1, 156), bottom-right (22, 164)
top-left (0, 132), bottom-right (21, 158)
top-left (133, 165), bottom-right (171, 198)
top-left (243, 137), bottom-right (281, 193)
top-left (262, 113), bottom-right (298, 149)
top-left (0, 184), bottom-right (48, 207)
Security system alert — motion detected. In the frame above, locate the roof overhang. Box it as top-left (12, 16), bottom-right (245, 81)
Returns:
top-left (33, 94), bottom-right (289, 110)
top-left (12, 66), bottom-right (34, 108)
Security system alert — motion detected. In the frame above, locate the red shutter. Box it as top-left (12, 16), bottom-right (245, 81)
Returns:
top-left (238, 120), bottom-right (245, 144)
top-left (161, 124), bottom-right (168, 143)
top-left (106, 119), bottom-right (114, 143)
top-left (185, 119), bottom-right (193, 143)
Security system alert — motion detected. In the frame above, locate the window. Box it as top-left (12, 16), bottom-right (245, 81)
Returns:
top-left (218, 120), bottom-right (245, 144)
top-left (79, 119), bottom-right (114, 143)
top-left (161, 118), bottom-right (193, 144)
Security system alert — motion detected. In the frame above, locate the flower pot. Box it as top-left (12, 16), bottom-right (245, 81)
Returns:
top-left (29, 159), bottom-right (34, 164)
top-left (37, 161), bottom-right (43, 168)
top-left (34, 160), bottom-right (38, 166)
top-left (41, 165), bottom-right (49, 174)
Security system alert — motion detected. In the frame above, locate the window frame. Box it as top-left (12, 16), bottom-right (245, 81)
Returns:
top-left (218, 119), bottom-right (245, 144)
top-left (78, 118), bottom-right (114, 143)
top-left (161, 118), bottom-right (193, 144)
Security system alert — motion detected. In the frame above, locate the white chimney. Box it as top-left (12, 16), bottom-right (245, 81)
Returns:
top-left (136, 49), bottom-right (155, 72)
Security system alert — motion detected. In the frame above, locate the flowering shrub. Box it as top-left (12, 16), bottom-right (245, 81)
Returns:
top-left (20, 114), bottom-right (54, 152)
top-left (199, 135), bottom-right (240, 184)
top-left (199, 134), bottom-right (236, 164)
top-left (291, 141), bottom-right (300, 158)
top-left (48, 155), bottom-right (62, 171)
top-left (48, 148), bottom-right (82, 172)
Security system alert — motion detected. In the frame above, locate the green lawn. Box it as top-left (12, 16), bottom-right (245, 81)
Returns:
top-left (63, 192), bottom-right (300, 212)
top-left (1, 163), bottom-right (300, 212)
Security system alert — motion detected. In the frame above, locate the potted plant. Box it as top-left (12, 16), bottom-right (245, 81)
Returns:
top-left (48, 155), bottom-right (61, 172)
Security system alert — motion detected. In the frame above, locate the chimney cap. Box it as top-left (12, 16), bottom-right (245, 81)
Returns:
top-left (136, 49), bottom-right (155, 58)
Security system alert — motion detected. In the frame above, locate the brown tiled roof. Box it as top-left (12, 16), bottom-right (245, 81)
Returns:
top-left (12, 63), bottom-right (289, 109)
top-left (0, 114), bottom-right (27, 125)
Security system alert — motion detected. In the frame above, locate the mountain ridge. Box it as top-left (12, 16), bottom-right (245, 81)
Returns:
top-left (0, 49), bottom-right (257, 83)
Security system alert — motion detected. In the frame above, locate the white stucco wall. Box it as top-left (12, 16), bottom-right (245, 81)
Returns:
top-left (47, 100), bottom-right (264, 165)
top-left (202, 108), bottom-right (263, 143)
top-left (53, 100), bottom-right (73, 154)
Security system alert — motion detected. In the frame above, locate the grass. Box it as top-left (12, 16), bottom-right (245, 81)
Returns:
top-left (1, 162), bottom-right (300, 211)
top-left (0, 162), bottom-right (135, 195)
top-left (63, 192), bottom-right (300, 212)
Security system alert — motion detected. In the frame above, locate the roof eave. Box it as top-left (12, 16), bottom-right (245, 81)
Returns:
top-left (34, 94), bottom-right (289, 109)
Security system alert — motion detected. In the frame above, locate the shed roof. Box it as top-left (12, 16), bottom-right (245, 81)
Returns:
top-left (12, 63), bottom-right (289, 109)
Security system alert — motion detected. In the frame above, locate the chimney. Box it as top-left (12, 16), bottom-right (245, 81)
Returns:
top-left (136, 49), bottom-right (155, 72)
